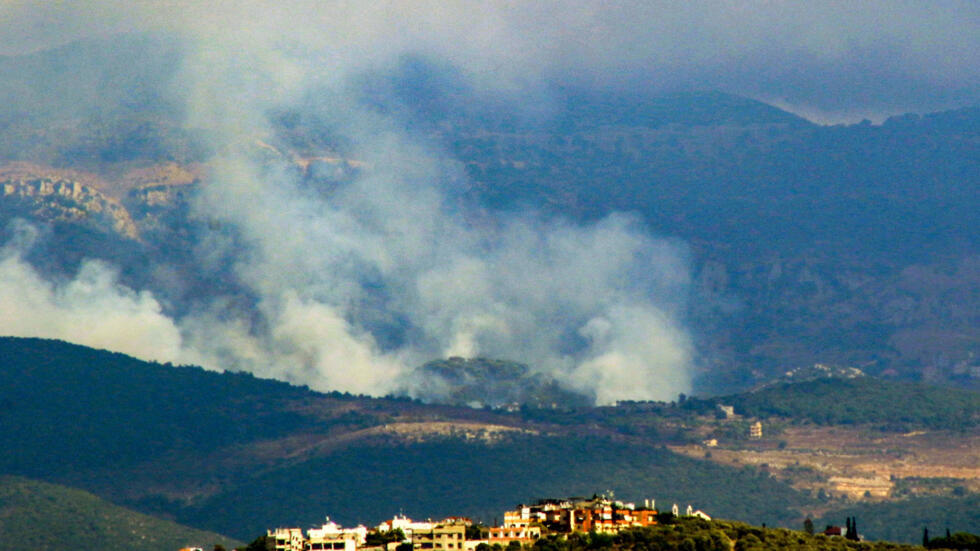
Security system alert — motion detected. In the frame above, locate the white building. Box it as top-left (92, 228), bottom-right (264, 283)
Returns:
top-left (377, 514), bottom-right (435, 540)
top-left (268, 528), bottom-right (305, 551)
top-left (309, 518), bottom-right (369, 545)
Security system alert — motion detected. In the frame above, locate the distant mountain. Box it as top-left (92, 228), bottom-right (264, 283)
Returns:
top-left (359, 57), bottom-right (812, 132)
top-left (0, 36), bottom-right (978, 394)
top-left (0, 476), bottom-right (239, 551)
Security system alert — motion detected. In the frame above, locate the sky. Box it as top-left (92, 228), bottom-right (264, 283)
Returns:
top-left (0, 1), bottom-right (977, 123)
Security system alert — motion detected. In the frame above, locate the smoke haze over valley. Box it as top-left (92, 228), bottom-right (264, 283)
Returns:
top-left (0, 2), bottom-right (978, 403)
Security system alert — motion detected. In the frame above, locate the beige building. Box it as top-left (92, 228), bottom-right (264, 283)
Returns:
top-left (413, 521), bottom-right (467, 551)
top-left (268, 528), bottom-right (305, 551)
top-left (308, 532), bottom-right (359, 551)
top-left (489, 515), bottom-right (541, 545)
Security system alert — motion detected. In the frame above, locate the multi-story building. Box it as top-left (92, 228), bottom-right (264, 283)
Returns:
top-left (412, 520), bottom-right (468, 551)
top-left (268, 527), bottom-right (306, 551)
top-left (308, 519), bottom-right (366, 551)
top-left (377, 514), bottom-right (435, 540)
top-left (308, 531), bottom-right (359, 551)
top-left (488, 519), bottom-right (541, 545)
top-left (267, 495), bottom-right (705, 551)
top-left (505, 496), bottom-right (658, 535)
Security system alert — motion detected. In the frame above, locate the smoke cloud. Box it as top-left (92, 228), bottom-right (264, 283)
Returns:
top-left (6, 2), bottom-right (973, 403)
top-left (0, 221), bottom-right (185, 362)
top-left (1, 2), bottom-right (977, 120)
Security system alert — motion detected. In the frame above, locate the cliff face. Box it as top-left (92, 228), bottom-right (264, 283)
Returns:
top-left (0, 177), bottom-right (140, 240)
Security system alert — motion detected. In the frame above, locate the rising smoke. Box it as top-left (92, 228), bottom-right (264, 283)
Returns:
top-left (0, 3), bottom-right (715, 403)
top-left (0, 220), bottom-right (185, 361)
top-left (7, 2), bottom-right (973, 402)
top-left (161, 17), bottom-right (698, 403)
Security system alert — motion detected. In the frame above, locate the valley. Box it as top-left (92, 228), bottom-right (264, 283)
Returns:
top-left (0, 337), bottom-right (976, 546)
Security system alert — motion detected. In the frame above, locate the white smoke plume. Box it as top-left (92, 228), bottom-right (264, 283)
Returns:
top-left (0, 221), bottom-right (185, 362)
top-left (0, 2), bottom-right (738, 404)
top-left (1, 1), bottom-right (975, 402)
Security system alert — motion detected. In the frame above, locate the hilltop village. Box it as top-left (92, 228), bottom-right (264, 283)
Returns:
top-left (267, 497), bottom-right (711, 551)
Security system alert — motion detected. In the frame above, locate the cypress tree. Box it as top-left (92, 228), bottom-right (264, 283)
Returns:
top-left (923, 527), bottom-right (929, 547)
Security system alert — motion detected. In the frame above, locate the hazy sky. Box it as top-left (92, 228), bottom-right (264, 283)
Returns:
top-left (0, 1), bottom-right (977, 122)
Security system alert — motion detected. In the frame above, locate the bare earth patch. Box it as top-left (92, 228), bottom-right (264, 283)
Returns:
top-left (670, 424), bottom-right (980, 500)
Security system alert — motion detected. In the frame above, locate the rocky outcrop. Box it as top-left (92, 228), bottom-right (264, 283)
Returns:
top-left (1, 177), bottom-right (139, 240)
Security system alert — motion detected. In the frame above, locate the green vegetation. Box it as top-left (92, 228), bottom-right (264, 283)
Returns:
top-left (891, 477), bottom-right (972, 498)
top-left (925, 531), bottom-right (980, 550)
top-left (184, 434), bottom-right (809, 538)
top-left (366, 528), bottom-right (407, 546)
top-left (723, 379), bottom-right (980, 431)
top-left (0, 337), bottom-right (316, 475)
top-left (529, 518), bottom-right (920, 551)
top-left (3, 337), bottom-right (976, 544)
top-left (817, 495), bottom-right (980, 544)
top-left (0, 476), bottom-right (239, 551)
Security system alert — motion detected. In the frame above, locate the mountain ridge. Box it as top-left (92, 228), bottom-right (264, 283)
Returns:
top-left (0, 36), bottom-right (977, 393)
top-left (1, 336), bottom-right (976, 541)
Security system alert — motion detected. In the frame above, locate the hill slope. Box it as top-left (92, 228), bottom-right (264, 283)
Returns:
top-left (724, 377), bottom-right (980, 431)
top-left (0, 476), bottom-right (239, 551)
top-left (1, 337), bottom-right (977, 541)
top-left (1, 40), bottom-right (978, 392)
top-left (0, 337), bottom-right (811, 538)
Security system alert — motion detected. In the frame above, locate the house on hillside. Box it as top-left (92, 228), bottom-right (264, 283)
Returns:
top-left (269, 519), bottom-right (368, 551)
top-left (268, 527), bottom-right (305, 551)
top-left (504, 496), bottom-right (659, 534)
top-left (412, 520), bottom-right (468, 551)
top-left (488, 513), bottom-right (541, 545)
top-left (824, 525), bottom-right (847, 537)
top-left (717, 404), bottom-right (735, 419)
top-left (377, 514), bottom-right (435, 540)
top-left (308, 519), bottom-right (366, 551)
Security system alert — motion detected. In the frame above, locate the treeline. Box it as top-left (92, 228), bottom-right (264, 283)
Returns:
top-left (491, 518), bottom-right (917, 551)
top-left (0, 337), bottom-right (317, 475)
top-left (721, 379), bottom-right (979, 431)
top-left (925, 532), bottom-right (980, 550)
top-left (517, 376), bottom-right (980, 441)
top-left (817, 495), bottom-right (980, 544)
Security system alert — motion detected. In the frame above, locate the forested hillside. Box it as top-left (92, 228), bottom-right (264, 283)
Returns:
top-left (2, 39), bottom-right (977, 393)
top-left (724, 378), bottom-right (980, 431)
top-left (0, 338), bottom-right (810, 538)
top-left (0, 476), bottom-right (239, 551)
top-left (2, 337), bottom-right (977, 542)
